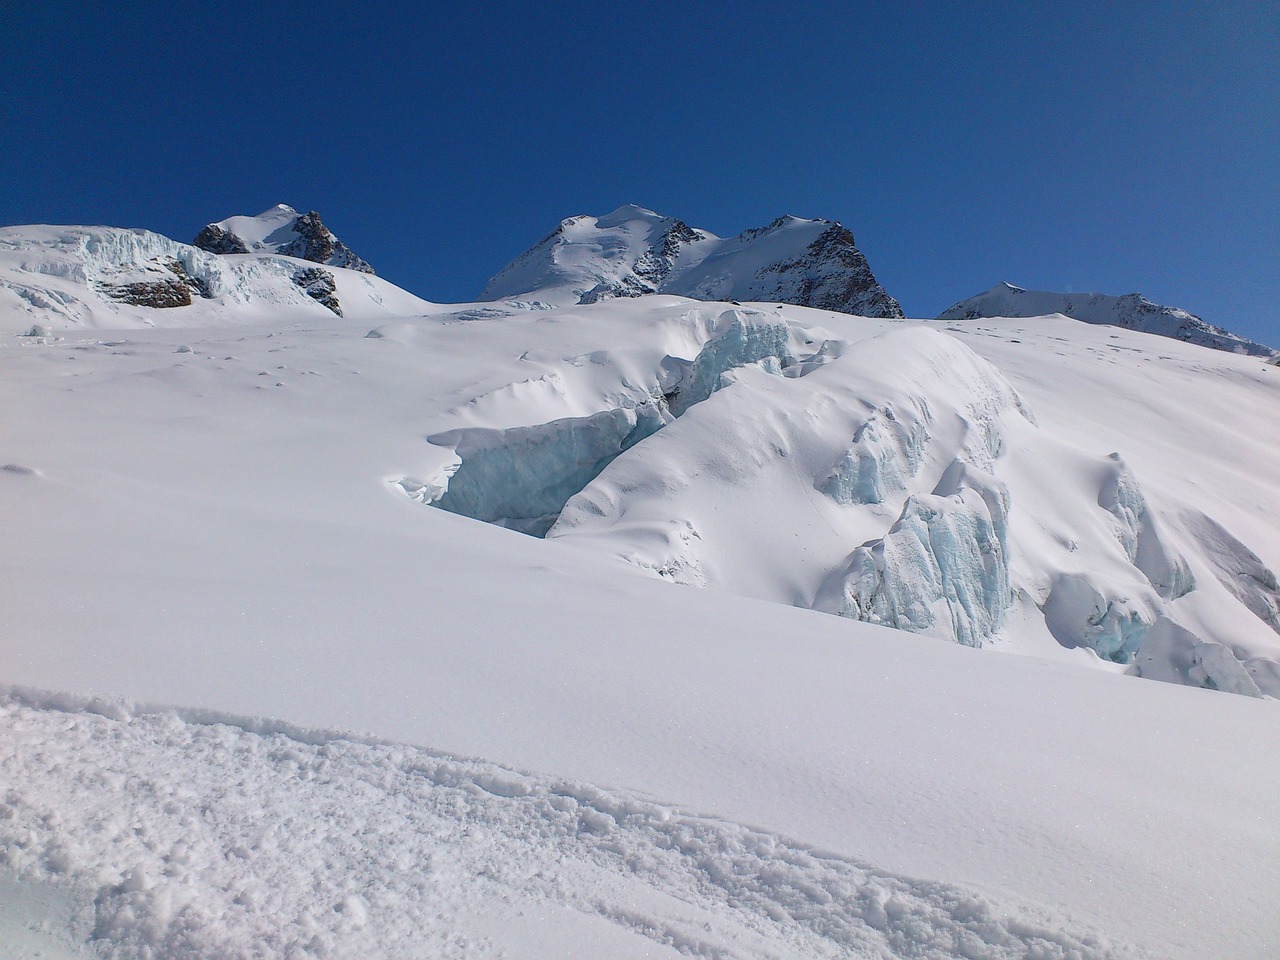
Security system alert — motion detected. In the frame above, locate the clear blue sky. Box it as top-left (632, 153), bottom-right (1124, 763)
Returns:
top-left (3, 1), bottom-right (1276, 344)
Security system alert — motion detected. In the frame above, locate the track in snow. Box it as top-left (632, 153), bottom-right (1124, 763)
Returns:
top-left (0, 692), bottom-right (1133, 960)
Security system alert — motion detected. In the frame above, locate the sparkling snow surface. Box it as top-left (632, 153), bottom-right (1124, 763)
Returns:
top-left (2, 232), bottom-right (1280, 958)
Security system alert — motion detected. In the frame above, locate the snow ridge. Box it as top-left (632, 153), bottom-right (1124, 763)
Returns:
top-left (938, 282), bottom-right (1276, 357)
top-left (0, 692), bottom-right (1131, 960)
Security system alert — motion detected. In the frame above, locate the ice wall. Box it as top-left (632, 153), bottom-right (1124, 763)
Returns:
top-left (427, 402), bottom-right (668, 536)
top-left (821, 407), bottom-right (928, 506)
top-left (667, 309), bottom-right (793, 416)
top-left (419, 307), bottom-right (795, 536)
top-left (831, 464), bottom-right (1012, 648)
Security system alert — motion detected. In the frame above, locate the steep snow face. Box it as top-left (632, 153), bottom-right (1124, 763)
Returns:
top-left (194, 204), bottom-right (375, 274)
top-left (0, 224), bottom-right (433, 331)
top-left (480, 205), bottom-right (904, 318)
top-left (938, 282), bottom-right (1276, 357)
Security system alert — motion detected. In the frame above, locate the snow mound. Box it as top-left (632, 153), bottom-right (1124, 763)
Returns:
top-left (0, 693), bottom-right (1132, 960)
top-left (938, 282), bottom-right (1276, 357)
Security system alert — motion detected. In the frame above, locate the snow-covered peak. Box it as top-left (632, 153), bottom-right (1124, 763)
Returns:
top-left (194, 205), bottom-right (375, 275)
top-left (208, 203), bottom-right (300, 249)
top-left (480, 206), bottom-right (904, 318)
top-left (939, 283), bottom-right (1276, 357)
top-left (595, 203), bottom-right (665, 228)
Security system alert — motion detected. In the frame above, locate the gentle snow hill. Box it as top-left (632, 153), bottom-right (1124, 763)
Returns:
top-left (194, 203), bottom-right (376, 274)
top-left (1, 296), bottom-right (1279, 958)
top-left (939, 281), bottom-right (1277, 357)
top-left (0, 223), bottom-right (436, 332)
top-left (480, 203), bottom-right (904, 317)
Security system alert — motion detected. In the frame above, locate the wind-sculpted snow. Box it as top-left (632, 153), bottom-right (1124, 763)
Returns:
top-left (0, 693), bottom-right (1132, 960)
top-left (1044, 576), bottom-right (1153, 664)
top-left (828, 465), bottom-right (1012, 647)
top-left (1130, 618), bottom-right (1264, 697)
top-left (412, 306), bottom-right (795, 534)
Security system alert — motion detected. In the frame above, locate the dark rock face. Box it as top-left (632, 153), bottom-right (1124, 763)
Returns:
top-left (292, 267), bottom-right (343, 316)
top-left (760, 223), bottom-right (905, 319)
top-left (99, 278), bottom-right (192, 308)
top-left (277, 211), bottom-right (375, 274)
top-left (96, 258), bottom-right (212, 309)
top-left (193, 224), bottom-right (249, 255)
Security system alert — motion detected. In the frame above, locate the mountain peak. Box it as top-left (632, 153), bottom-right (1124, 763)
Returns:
top-left (194, 206), bottom-right (374, 274)
top-left (481, 207), bottom-right (902, 318)
top-left (595, 204), bottom-right (663, 227)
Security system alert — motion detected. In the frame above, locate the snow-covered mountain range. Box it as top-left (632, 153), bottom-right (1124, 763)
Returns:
top-left (940, 281), bottom-right (1277, 357)
top-left (481, 204), bottom-right (905, 317)
top-left (194, 204), bottom-right (375, 275)
top-left (2, 208), bottom-right (1279, 959)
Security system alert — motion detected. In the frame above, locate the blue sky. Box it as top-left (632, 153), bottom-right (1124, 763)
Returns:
top-left (3, 1), bottom-right (1276, 344)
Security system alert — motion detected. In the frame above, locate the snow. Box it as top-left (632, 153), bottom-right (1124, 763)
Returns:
top-left (1, 692), bottom-right (1140, 960)
top-left (2, 222), bottom-right (1280, 958)
top-left (208, 203), bottom-right (301, 249)
top-left (939, 281), bottom-right (1277, 357)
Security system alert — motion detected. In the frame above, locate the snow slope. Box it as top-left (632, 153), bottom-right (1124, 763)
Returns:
top-left (481, 204), bottom-right (904, 317)
top-left (2, 224), bottom-right (1280, 958)
top-left (939, 281), bottom-right (1277, 357)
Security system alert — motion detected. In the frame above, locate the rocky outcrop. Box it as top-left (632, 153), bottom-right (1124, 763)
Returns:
top-left (192, 224), bottom-right (249, 255)
top-left (754, 221), bottom-right (904, 318)
top-left (274, 211), bottom-right (374, 274)
top-left (292, 266), bottom-right (342, 316)
top-left (95, 257), bottom-right (213, 309)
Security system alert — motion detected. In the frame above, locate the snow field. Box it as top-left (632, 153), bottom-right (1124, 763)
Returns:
top-left (0, 693), bottom-right (1131, 960)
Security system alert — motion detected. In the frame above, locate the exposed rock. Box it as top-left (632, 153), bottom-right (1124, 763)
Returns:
top-left (192, 224), bottom-right (249, 255)
top-left (292, 267), bottom-right (343, 316)
top-left (758, 222), bottom-right (905, 318)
